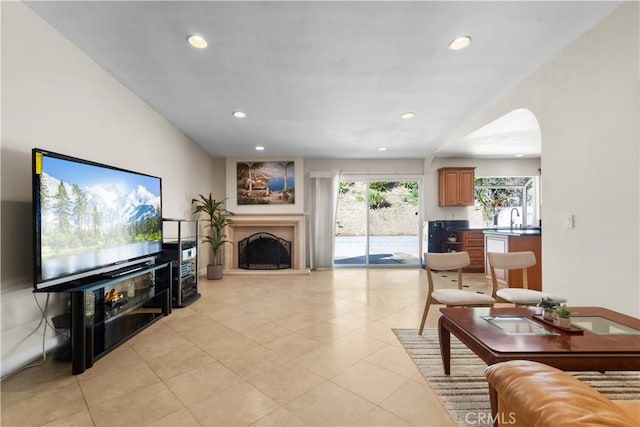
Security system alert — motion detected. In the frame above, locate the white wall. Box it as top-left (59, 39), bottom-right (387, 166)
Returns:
top-left (1, 2), bottom-right (225, 376)
top-left (424, 158), bottom-right (541, 221)
top-left (304, 158), bottom-right (424, 176)
top-left (437, 3), bottom-right (639, 316)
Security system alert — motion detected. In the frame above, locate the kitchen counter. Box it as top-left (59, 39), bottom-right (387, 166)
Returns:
top-left (483, 230), bottom-right (542, 291)
top-left (482, 228), bottom-right (541, 236)
top-left (443, 226), bottom-right (541, 235)
top-left (428, 222), bottom-right (541, 275)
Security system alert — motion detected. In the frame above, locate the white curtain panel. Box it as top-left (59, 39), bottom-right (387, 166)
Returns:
top-left (308, 172), bottom-right (339, 269)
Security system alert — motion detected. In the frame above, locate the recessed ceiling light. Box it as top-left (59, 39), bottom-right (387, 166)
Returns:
top-left (187, 34), bottom-right (208, 49)
top-left (514, 154), bottom-right (525, 158)
top-left (449, 35), bottom-right (471, 50)
top-left (232, 111), bottom-right (247, 118)
top-left (378, 147), bottom-right (387, 151)
top-left (255, 146), bottom-right (265, 151)
top-left (401, 112), bottom-right (415, 119)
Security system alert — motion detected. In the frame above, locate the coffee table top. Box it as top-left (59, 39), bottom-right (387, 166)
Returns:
top-left (439, 306), bottom-right (640, 354)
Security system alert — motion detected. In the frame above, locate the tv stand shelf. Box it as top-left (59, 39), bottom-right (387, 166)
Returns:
top-left (162, 218), bottom-right (200, 307)
top-left (63, 262), bottom-right (172, 374)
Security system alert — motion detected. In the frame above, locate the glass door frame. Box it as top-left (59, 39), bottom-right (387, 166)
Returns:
top-left (334, 174), bottom-right (423, 268)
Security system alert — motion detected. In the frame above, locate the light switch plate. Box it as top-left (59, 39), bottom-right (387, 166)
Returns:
top-left (565, 215), bottom-right (574, 229)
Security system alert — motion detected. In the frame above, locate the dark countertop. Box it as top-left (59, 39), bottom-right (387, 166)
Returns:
top-left (444, 226), bottom-right (542, 236)
top-left (482, 228), bottom-right (541, 236)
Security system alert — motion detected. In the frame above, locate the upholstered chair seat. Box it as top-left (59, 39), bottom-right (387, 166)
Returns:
top-left (496, 288), bottom-right (566, 306)
top-left (419, 251), bottom-right (495, 334)
top-left (432, 289), bottom-right (495, 305)
top-left (488, 251), bottom-right (567, 306)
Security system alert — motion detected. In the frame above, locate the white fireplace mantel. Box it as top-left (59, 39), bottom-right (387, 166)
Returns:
top-left (222, 214), bottom-right (309, 275)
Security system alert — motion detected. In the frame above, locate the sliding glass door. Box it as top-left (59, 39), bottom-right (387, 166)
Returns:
top-left (334, 179), bottom-right (421, 267)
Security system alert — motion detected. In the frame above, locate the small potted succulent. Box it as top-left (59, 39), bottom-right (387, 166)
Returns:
top-left (537, 297), bottom-right (557, 320)
top-left (553, 304), bottom-right (572, 328)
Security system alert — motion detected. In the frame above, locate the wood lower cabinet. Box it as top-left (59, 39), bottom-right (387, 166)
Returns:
top-left (443, 230), bottom-right (485, 273)
top-left (484, 232), bottom-right (542, 291)
top-left (463, 230), bottom-right (485, 272)
top-left (438, 167), bottom-right (476, 206)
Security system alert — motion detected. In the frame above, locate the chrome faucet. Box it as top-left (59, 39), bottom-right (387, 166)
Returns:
top-left (510, 208), bottom-right (520, 229)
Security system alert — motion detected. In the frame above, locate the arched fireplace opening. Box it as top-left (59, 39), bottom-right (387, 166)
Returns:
top-left (238, 232), bottom-right (292, 270)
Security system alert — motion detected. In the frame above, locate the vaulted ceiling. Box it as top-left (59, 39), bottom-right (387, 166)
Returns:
top-left (25, 1), bottom-right (620, 159)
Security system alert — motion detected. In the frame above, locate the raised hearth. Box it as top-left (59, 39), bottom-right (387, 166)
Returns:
top-left (222, 214), bottom-right (309, 275)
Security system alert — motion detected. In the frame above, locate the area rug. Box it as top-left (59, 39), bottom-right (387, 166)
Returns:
top-left (393, 328), bottom-right (640, 427)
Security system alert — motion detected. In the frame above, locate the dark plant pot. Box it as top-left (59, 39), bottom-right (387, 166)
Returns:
top-left (207, 264), bottom-right (223, 280)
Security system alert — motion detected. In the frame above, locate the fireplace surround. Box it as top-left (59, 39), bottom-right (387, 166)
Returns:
top-left (222, 214), bottom-right (309, 275)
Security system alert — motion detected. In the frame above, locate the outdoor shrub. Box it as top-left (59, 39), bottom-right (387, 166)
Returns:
top-left (339, 182), bottom-right (350, 194)
top-left (369, 189), bottom-right (391, 209)
top-left (369, 182), bottom-right (396, 192)
top-left (402, 181), bottom-right (418, 191)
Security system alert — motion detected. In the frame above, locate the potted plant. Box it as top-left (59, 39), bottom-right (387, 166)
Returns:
top-left (192, 193), bottom-right (233, 280)
top-left (553, 304), bottom-right (572, 328)
top-left (537, 297), bottom-right (557, 320)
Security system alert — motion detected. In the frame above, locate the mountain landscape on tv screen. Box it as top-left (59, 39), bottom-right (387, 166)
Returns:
top-left (39, 171), bottom-right (161, 256)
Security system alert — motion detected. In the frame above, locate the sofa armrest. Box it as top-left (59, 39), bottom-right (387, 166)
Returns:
top-left (484, 360), bottom-right (636, 427)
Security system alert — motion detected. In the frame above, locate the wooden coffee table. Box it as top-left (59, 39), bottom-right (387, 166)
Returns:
top-left (438, 306), bottom-right (640, 374)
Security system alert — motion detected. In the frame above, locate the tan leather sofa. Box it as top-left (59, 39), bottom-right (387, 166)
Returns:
top-left (484, 360), bottom-right (639, 427)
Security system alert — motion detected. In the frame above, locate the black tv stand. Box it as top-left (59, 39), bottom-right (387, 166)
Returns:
top-left (101, 264), bottom-right (146, 279)
top-left (60, 262), bottom-right (172, 374)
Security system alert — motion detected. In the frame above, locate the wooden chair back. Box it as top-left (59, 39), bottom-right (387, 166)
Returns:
top-left (425, 251), bottom-right (470, 293)
top-left (487, 251), bottom-right (536, 297)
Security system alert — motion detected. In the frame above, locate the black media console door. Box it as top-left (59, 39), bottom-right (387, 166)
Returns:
top-left (66, 262), bottom-right (172, 374)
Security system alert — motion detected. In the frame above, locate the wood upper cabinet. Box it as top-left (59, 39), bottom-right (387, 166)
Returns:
top-left (438, 167), bottom-right (476, 206)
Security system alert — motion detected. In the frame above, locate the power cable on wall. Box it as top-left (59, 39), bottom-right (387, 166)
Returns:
top-left (1, 293), bottom-right (69, 381)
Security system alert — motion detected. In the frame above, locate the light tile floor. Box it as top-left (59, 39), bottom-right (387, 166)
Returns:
top-left (1, 268), bottom-right (494, 427)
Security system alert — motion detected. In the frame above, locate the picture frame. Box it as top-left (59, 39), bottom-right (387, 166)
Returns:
top-left (225, 157), bottom-right (304, 213)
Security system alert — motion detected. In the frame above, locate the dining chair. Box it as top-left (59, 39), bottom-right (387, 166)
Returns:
top-left (419, 251), bottom-right (495, 335)
top-left (487, 251), bottom-right (566, 306)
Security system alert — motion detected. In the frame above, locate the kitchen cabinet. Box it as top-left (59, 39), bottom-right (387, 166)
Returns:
top-left (438, 167), bottom-right (475, 206)
top-left (443, 231), bottom-right (463, 254)
top-left (463, 230), bottom-right (485, 272)
top-left (442, 229), bottom-right (485, 273)
top-left (484, 231), bottom-right (542, 291)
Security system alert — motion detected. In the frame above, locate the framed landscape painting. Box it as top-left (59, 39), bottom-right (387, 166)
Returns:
top-left (236, 161), bottom-right (295, 205)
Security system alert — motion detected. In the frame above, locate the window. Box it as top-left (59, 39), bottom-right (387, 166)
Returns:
top-left (469, 177), bottom-right (538, 228)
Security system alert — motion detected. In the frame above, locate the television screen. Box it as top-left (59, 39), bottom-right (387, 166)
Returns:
top-left (33, 149), bottom-right (163, 290)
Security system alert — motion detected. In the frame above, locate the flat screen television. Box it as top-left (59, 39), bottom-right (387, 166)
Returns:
top-left (32, 148), bottom-right (163, 290)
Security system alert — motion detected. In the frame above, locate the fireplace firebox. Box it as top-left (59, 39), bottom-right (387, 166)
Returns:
top-left (238, 232), bottom-right (292, 270)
